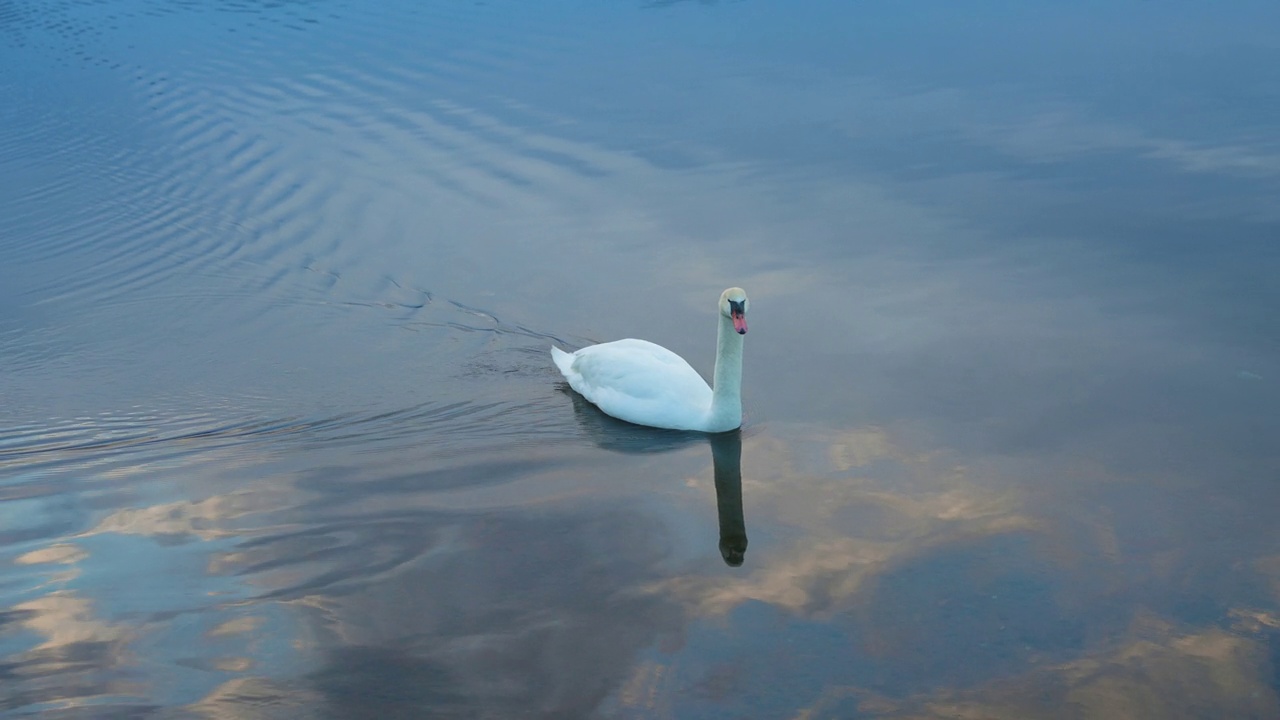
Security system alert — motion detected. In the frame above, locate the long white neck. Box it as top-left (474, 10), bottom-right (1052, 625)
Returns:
top-left (707, 313), bottom-right (745, 430)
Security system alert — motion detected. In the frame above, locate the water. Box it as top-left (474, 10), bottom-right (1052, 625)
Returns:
top-left (2, 0), bottom-right (1280, 717)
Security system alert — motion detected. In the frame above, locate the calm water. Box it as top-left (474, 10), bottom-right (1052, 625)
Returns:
top-left (3, 1), bottom-right (1280, 717)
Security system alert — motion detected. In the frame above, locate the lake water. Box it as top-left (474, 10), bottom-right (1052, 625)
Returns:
top-left (3, 1), bottom-right (1280, 717)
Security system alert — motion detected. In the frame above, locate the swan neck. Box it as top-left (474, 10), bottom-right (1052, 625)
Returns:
top-left (709, 313), bottom-right (744, 425)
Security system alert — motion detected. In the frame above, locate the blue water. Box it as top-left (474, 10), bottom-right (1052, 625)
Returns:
top-left (2, 1), bottom-right (1280, 717)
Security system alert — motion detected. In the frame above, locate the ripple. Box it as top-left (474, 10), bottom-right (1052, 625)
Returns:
top-left (3, 0), bottom-right (625, 345)
top-left (0, 390), bottom-right (570, 480)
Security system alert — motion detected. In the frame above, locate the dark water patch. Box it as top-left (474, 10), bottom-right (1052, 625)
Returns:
top-left (286, 503), bottom-right (686, 718)
top-left (294, 456), bottom-right (574, 499)
top-left (229, 513), bottom-right (453, 602)
top-left (858, 532), bottom-right (1088, 693)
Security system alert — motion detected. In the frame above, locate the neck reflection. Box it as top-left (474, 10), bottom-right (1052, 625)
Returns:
top-left (709, 430), bottom-right (747, 567)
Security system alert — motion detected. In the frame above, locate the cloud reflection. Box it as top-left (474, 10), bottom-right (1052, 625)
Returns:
top-left (0, 593), bottom-right (137, 713)
top-left (864, 628), bottom-right (1280, 720)
top-left (661, 426), bottom-right (1035, 619)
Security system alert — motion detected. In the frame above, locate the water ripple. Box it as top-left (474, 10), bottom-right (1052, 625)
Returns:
top-left (0, 392), bottom-right (569, 479)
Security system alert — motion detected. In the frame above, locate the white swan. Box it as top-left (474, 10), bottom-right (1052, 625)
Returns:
top-left (552, 288), bottom-right (748, 432)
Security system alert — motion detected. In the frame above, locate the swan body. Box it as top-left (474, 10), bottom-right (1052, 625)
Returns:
top-left (552, 288), bottom-right (748, 432)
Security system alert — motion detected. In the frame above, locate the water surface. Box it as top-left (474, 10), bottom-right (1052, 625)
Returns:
top-left (3, 1), bottom-right (1280, 717)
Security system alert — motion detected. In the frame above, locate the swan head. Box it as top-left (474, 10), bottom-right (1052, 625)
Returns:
top-left (719, 287), bottom-right (748, 335)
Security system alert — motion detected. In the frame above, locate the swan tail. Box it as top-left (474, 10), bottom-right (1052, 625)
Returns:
top-left (550, 345), bottom-right (575, 376)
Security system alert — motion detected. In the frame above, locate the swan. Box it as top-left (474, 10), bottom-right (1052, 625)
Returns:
top-left (551, 287), bottom-right (748, 432)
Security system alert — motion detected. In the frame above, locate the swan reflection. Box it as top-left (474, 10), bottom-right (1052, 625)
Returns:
top-left (710, 430), bottom-right (747, 566)
top-left (564, 389), bottom-right (748, 566)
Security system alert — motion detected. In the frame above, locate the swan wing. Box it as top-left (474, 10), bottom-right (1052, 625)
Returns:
top-left (552, 339), bottom-right (712, 430)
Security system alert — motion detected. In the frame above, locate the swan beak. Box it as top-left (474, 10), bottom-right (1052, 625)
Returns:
top-left (729, 301), bottom-right (747, 334)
